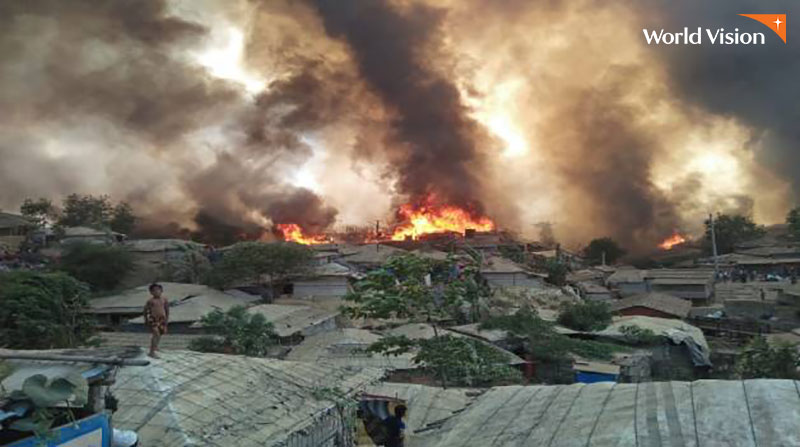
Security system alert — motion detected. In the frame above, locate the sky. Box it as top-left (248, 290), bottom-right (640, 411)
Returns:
top-left (0, 0), bottom-right (796, 250)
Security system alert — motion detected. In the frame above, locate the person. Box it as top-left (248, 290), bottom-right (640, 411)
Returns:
top-left (383, 404), bottom-right (407, 447)
top-left (143, 283), bottom-right (169, 358)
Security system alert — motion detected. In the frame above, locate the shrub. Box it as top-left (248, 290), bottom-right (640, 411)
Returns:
top-left (556, 300), bottom-right (612, 332)
top-left (0, 271), bottom-right (94, 349)
top-left (189, 306), bottom-right (277, 356)
top-left (619, 325), bottom-right (662, 346)
top-left (735, 337), bottom-right (800, 379)
top-left (58, 242), bottom-right (133, 291)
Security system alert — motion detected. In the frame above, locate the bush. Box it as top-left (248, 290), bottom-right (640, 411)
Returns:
top-left (0, 271), bottom-right (95, 349)
top-left (735, 337), bottom-right (800, 379)
top-left (369, 334), bottom-right (522, 387)
top-left (544, 259), bottom-right (568, 286)
top-left (189, 306), bottom-right (277, 356)
top-left (205, 242), bottom-right (312, 289)
top-left (58, 243), bottom-right (133, 292)
top-left (556, 301), bottom-right (612, 332)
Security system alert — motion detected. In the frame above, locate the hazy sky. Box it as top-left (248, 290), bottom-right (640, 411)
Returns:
top-left (0, 0), bottom-right (796, 250)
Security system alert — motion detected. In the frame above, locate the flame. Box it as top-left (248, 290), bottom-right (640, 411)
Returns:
top-left (390, 200), bottom-right (495, 241)
top-left (658, 232), bottom-right (687, 250)
top-left (276, 223), bottom-right (329, 245)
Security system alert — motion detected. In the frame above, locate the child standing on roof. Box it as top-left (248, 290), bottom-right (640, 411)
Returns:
top-left (143, 283), bottom-right (169, 359)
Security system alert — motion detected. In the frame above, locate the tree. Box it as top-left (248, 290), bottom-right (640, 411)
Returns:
top-left (0, 271), bottom-right (95, 349)
top-left (20, 198), bottom-right (58, 228)
top-left (188, 306), bottom-right (278, 356)
top-left (369, 334), bottom-right (522, 387)
top-left (205, 241), bottom-right (313, 291)
top-left (543, 259), bottom-right (568, 286)
top-left (735, 337), bottom-right (800, 379)
top-left (704, 214), bottom-right (765, 255)
top-left (556, 300), bottom-right (612, 332)
top-left (583, 237), bottom-right (626, 265)
top-left (787, 207), bottom-right (800, 240)
top-left (109, 202), bottom-right (137, 234)
top-left (343, 254), bottom-right (481, 324)
top-left (58, 243), bottom-right (133, 292)
top-left (54, 193), bottom-right (137, 233)
top-left (481, 308), bottom-right (625, 382)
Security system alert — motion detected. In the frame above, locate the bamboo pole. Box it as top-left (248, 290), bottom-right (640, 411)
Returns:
top-left (0, 353), bottom-right (150, 366)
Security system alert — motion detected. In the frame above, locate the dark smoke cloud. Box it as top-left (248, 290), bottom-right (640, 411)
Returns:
top-left (538, 66), bottom-right (682, 251)
top-left (310, 0), bottom-right (491, 212)
top-left (0, 0), bottom-right (339, 241)
top-left (641, 0), bottom-right (800, 201)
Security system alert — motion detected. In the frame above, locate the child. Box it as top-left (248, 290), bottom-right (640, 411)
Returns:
top-left (143, 283), bottom-right (169, 358)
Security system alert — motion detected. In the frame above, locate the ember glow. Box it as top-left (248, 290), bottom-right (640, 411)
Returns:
top-left (658, 232), bottom-right (687, 250)
top-left (276, 223), bottom-right (329, 245)
top-left (390, 200), bottom-right (495, 241)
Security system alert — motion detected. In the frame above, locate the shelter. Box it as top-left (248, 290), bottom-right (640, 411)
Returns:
top-left (607, 268), bottom-right (714, 301)
top-left (245, 303), bottom-right (339, 340)
top-left (480, 256), bottom-right (545, 289)
top-left (291, 262), bottom-right (353, 299)
top-left (611, 292), bottom-right (692, 319)
top-left (359, 383), bottom-right (474, 446)
top-left (0, 212), bottom-right (32, 253)
top-left (340, 244), bottom-right (407, 271)
top-left (60, 226), bottom-right (125, 245)
top-left (91, 282), bottom-right (259, 330)
top-left (110, 350), bottom-right (383, 447)
top-left (122, 238), bottom-right (207, 288)
top-left (578, 283), bottom-right (613, 301)
top-left (286, 328), bottom-right (417, 371)
top-left (414, 380), bottom-right (800, 446)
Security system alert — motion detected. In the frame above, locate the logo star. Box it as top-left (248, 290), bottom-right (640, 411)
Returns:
top-left (774, 16), bottom-right (783, 30)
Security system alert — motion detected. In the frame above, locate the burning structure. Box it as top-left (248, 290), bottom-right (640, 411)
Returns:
top-left (0, 0), bottom-right (796, 253)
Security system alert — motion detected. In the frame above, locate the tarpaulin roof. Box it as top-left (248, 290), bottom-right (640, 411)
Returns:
top-left (417, 380), bottom-right (800, 447)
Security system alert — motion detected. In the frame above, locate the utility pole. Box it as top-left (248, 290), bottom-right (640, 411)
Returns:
top-left (710, 213), bottom-right (719, 278)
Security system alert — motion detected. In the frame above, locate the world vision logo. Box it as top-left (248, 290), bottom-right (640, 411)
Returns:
top-left (643, 14), bottom-right (787, 45)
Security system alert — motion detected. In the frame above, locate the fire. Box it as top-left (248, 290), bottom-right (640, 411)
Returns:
top-left (276, 223), bottom-right (329, 245)
top-left (390, 201), bottom-right (495, 241)
top-left (658, 232), bottom-right (687, 250)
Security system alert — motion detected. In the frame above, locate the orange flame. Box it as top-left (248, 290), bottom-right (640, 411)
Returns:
top-left (390, 201), bottom-right (495, 241)
top-left (276, 223), bottom-right (329, 245)
top-left (658, 232), bottom-right (687, 250)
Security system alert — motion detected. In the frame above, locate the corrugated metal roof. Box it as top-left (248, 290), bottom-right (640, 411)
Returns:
top-left (611, 292), bottom-right (692, 318)
top-left (416, 380), bottom-right (800, 446)
top-left (0, 212), bottom-right (31, 229)
top-left (111, 350), bottom-right (383, 446)
top-left (244, 304), bottom-right (339, 337)
top-left (90, 283), bottom-right (259, 322)
top-left (286, 328), bottom-right (418, 370)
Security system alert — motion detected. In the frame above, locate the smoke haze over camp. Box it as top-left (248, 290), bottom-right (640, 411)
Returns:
top-left (0, 0), bottom-right (795, 251)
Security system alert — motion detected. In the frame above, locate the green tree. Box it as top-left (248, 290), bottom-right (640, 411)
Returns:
top-left (57, 194), bottom-right (113, 229)
top-left (20, 198), bottom-right (58, 228)
top-left (58, 243), bottom-right (133, 292)
top-left (704, 214), bottom-right (765, 255)
top-left (109, 202), bottom-right (137, 234)
top-left (205, 241), bottom-right (313, 291)
top-left (481, 308), bottom-right (625, 381)
top-left (343, 254), bottom-right (480, 324)
top-left (556, 300), bottom-right (612, 332)
top-left (583, 237), bottom-right (626, 265)
top-left (0, 271), bottom-right (95, 349)
top-left (787, 207), bottom-right (800, 240)
top-left (369, 334), bottom-right (522, 387)
top-left (735, 337), bottom-right (800, 379)
top-left (188, 306), bottom-right (277, 356)
top-left (544, 259), bottom-right (569, 286)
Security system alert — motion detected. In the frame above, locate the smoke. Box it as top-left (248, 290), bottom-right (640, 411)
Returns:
top-left (640, 0), bottom-right (800, 202)
top-left (310, 0), bottom-right (491, 212)
top-left (0, 0), bottom-right (796, 252)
